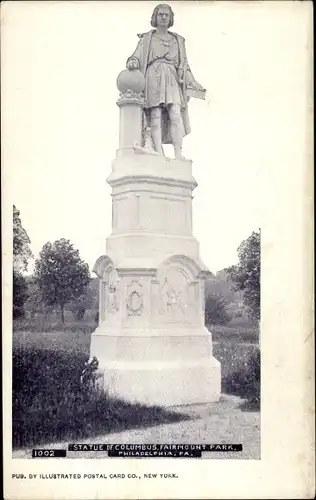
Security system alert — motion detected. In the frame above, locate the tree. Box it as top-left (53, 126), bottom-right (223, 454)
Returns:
top-left (13, 206), bottom-right (32, 318)
top-left (34, 239), bottom-right (90, 323)
top-left (205, 293), bottom-right (231, 326)
top-left (68, 293), bottom-right (92, 321)
top-left (13, 271), bottom-right (28, 318)
top-left (226, 230), bottom-right (260, 322)
top-left (68, 278), bottom-right (99, 321)
top-left (24, 278), bottom-right (45, 318)
top-left (13, 205), bottom-right (33, 272)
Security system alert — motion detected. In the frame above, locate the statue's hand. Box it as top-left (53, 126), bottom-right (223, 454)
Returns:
top-left (195, 82), bottom-right (206, 92)
top-left (177, 68), bottom-right (184, 84)
top-left (191, 81), bottom-right (206, 92)
top-left (126, 59), bottom-right (139, 70)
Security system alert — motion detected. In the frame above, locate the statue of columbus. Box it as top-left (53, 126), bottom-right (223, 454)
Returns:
top-left (126, 3), bottom-right (206, 160)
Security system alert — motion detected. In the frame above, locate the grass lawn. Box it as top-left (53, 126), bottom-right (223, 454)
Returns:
top-left (12, 336), bottom-right (188, 449)
top-left (210, 323), bottom-right (259, 344)
top-left (12, 320), bottom-right (260, 448)
top-left (13, 322), bottom-right (260, 395)
top-left (13, 328), bottom-right (92, 355)
top-left (13, 319), bottom-right (259, 364)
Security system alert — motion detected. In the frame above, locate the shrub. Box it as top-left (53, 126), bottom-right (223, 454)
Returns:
top-left (205, 294), bottom-right (231, 325)
top-left (12, 347), bottom-right (186, 448)
top-left (222, 348), bottom-right (260, 409)
top-left (80, 356), bottom-right (102, 393)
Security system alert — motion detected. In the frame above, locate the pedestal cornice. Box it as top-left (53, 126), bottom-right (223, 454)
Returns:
top-left (108, 149), bottom-right (197, 189)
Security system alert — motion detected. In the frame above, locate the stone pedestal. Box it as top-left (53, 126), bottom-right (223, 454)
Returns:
top-left (90, 149), bottom-right (221, 406)
top-left (90, 68), bottom-right (220, 406)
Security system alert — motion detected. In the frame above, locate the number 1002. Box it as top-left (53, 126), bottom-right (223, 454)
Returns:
top-left (32, 449), bottom-right (66, 458)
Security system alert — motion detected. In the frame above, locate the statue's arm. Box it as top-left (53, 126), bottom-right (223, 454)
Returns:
top-left (185, 65), bottom-right (197, 86)
top-left (126, 38), bottom-right (143, 69)
top-left (185, 62), bottom-right (205, 91)
top-left (182, 38), bottom-right (206, 92)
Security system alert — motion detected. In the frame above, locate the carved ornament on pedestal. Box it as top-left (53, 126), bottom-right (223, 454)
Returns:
top-left (126, 280), bottom-right (144, 316)
top-left (93, 255), bottom-right (120, 323)
top-left (106, 269), bottom-right (120, 314)
top-left (159, 278), bottom-right (185, 316)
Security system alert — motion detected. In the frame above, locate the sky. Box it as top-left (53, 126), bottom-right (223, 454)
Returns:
top-left (2, 1), bottom-right (308, 275)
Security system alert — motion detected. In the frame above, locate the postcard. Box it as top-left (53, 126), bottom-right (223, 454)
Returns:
top-left (2, 1), bottom-right (314, 499)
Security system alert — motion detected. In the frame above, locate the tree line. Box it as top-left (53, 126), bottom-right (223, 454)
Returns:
top-left (13, 206), bottom-right (91, 323)
top-left (13, 206), bottom-right (260, 325)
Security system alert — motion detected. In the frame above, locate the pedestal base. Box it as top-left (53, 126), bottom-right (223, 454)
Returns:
top-left (90, 327), bottom-right (221, 407)
top-left (101, 359), bottom-right (221, 407)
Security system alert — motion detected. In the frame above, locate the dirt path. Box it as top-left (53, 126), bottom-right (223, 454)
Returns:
top-left (13, 395), bottom-right (260, 460)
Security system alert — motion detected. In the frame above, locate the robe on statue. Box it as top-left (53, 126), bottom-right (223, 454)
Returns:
top-left (127, 29), bottom-right (203, 145)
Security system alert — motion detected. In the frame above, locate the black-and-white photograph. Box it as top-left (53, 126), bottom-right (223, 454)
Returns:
top-left (3, 1), bottom-right (313, 499)
top-left (11, 1), bottom-right (260, 460)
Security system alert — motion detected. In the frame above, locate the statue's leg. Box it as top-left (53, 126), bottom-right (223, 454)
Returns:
top-left (150, 107), bottom-right (164, 155)
top-left (169, 104), bottom-right (183, 160)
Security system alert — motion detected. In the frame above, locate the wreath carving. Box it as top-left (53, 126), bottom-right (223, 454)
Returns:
top-left (126, 289), bottom-right (143, 316)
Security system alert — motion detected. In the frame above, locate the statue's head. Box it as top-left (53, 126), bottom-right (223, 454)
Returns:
top-left (151, 4), bottom-right (174, 28)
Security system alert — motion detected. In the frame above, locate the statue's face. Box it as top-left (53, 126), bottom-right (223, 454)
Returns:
top-left (156, 6), bottom-right (171, 28)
